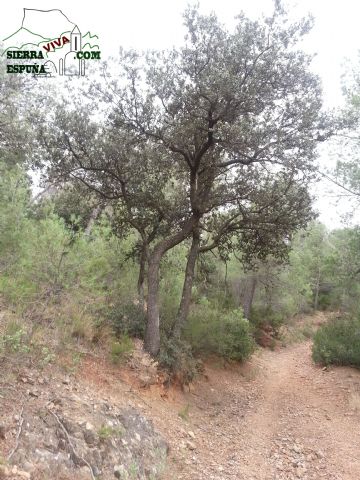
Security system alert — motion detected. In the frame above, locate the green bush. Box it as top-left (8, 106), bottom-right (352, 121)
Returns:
top-left (108, 302), bottom-right (146, 338)
top-left (185, 303), bottom-right (254, 361)
top-left (159, 337), bottom-right (199, 384)
top-left (110, 335), bottom-right (133, 364)
top-left (0, 321), bottom-right (30, 355)
top-left (312, 316), bottom-right (360, 367)
top-left (217, 310), bottom-right (255, 361)
top-left (250, 306), bottom-right (284, 337)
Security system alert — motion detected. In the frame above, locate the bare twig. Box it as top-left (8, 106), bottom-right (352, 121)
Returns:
top-left (47, 408), bottom-right (96, 480)
top-left (7, 405), bottom-right (24, 461)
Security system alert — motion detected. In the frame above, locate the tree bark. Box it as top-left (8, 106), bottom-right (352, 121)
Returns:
top-left (144, 215), bottom-right (199, 356)
top-left (84, 205), bottom-right (101, 236)
top-left (172, 229), bottom-right (200, 338)
top-left (314, 267), bottom-right (321, 310)
top-left (137, 246), bottom-right (146, 310)
top-left (243, 275), bottom-right (257, 319)
top-left (144, 251), bottom-right (162, 357)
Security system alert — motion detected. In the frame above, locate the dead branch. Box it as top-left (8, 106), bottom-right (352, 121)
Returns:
top-left (47, 408), bottom-right (96, 480)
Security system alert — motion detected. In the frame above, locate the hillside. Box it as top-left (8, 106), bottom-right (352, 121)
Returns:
top-left (1, 313), bottom-right (360, 480)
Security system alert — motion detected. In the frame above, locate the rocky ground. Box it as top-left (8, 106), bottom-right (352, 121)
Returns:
top-left (1, 312), bottom-right (360, 479)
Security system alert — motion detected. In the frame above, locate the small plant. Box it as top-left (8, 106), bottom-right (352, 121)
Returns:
top-left (178, 403), bottom-right (190, 421)
top-left (97, 424), bottom-right (123, 440)
top-left (110, 335), bottom-right (133, 364)
top-left (129, 461), bottom-right (139, 479)
top-left (40, 346), bottom-right (56, 367)
top-left (0, 322), bottom-right (30, 355)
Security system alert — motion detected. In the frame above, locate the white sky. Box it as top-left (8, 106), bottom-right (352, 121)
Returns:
top-left (2, 0), bottom-right (360, 228)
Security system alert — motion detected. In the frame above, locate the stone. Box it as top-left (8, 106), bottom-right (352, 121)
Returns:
top-left (83, 428), bottom-right (98, 447)
top-left (138, 374), bottom-right (155, 388)
top-left (0, 424), bottom-right (5, 439)
top-left (17, 471), bottom-right (31, 479)
top-left (113, 464), bottom-right (126, 478)
top-left (28, 390), bottom-right (39, 398)
top-left (0, 465), bottom-right (10, 476)
top-left (187, 440), bottom-right (196, 450)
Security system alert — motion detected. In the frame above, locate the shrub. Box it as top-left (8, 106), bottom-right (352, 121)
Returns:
top-left (312, 315), bottom-right (360, 367)
top-left (0, 321), bottom-right (30, 355)
top-left (108, 302), bottom-right (146, 338)
top-left (250, 306), bottom-right (285, 337)
top-left (110, 335), bottom-right (133, 364)
top-left (159, 337), bottom-right (199, 385)
top-left (185, 304), bottom-right (254, 361)
top-left (217, 310), bottom-right (255, 361)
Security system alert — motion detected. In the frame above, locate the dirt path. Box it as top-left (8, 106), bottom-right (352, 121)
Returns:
top-left (73, 314), bottom-right (360, 480)
top-left (151, 334), bottom-right (360, 480)
top-left (2, 313), bottom-right (360, 480)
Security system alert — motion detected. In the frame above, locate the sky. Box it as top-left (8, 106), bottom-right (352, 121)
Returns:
top-left (1, 0), bottom-right (360, 228)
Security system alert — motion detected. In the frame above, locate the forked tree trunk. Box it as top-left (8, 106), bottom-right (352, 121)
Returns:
top-left (144, 215), bottom-right (199, 356)
top-left (172, 230), bottom-right (200, 338)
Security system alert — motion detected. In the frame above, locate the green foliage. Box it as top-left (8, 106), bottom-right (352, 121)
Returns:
top-left (312, 315), bottom-right (360, 367)
top-left (110, 335), bottom-right (133, 364)
top-left (98, 424), bottom-right (123, 440)
top-left (0, 321), bottom-right (30, 355)
top-left (39, 346), bottom-right (56, 367)
top-left (250, 307), bottom-right (285, 337)
top-left (108, 302), bottom-right (146, 339)
top-left (159, 337), bottom-right (199, 384)
top-left (0, 162), bottom-right (30, 272)
top-left (185, 304), bottom-right (254, 361)
top-left (216, 310), bottom-right (255, 361)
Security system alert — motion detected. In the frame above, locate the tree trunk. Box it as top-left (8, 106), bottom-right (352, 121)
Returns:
top-left (84, 205), bottom-right (101, 236)
top-left (243, 275), bottom-right (257, 319)
top-left (172, 230), bottom-right (200, 338)
top-left (144, 215), bottom-right (200, 356)
top-left (137, 247), bottom-right (146, 311)
top-left (314, 267), bottom-right (321, 310)
top-left (144, 252), bottom-right (162, 357)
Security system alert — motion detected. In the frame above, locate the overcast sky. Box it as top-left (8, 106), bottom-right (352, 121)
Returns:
top-left (2, 0), bottom-right (360, 228)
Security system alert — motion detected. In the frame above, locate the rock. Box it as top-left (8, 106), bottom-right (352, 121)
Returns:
top-left (85, 422), bottom-right (94, 431)
top-left (83, 428), bottom-right (98, 447)
top-left (187, 440), bottom-right (196, 450)
top-left (28, 390), bottom-right (39, 398)
top-left (138, 374), bottom-right (156, 388)
top-left (0, 465), bottom-right (10, 477)
top-left (0, 424), bottom-right (6, 439)
top-left (17, 471), bottom-right (31, 479)
top-left (113, 464), bottom-right (126, 478)
top-left (22, 462), bottom-right (35, 473)
top-left (188, 431), bottom-right (195, 439)
top-left (316, 450), bottom-right (324, 459)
